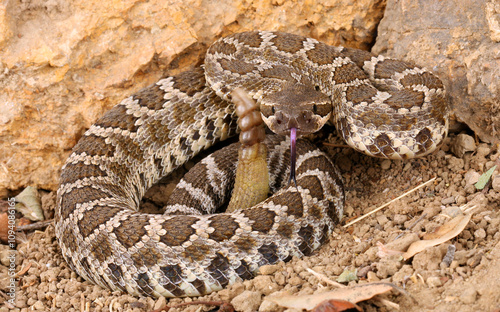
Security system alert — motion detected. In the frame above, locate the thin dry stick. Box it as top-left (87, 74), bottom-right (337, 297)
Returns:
top-left (344, 177), bottom-right (436, 228)
top-left (306, 268), bottom-right (346, 288)
top-left (17, 219), bottom-right (53, 231)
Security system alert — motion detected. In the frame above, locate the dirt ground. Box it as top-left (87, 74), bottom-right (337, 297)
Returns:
top-left (1, 130), bottom-right (500, 312)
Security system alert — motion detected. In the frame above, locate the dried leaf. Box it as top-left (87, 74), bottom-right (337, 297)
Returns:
top-left (267, 282), bottom-right (395, 311)
top-left (312, 299), bottom-right (361, 312)
top-left (475, 165), bottom-right (497, 190)
top-left (403, 214), bottom-right (471, 260)
top-left (0, 212), bottom-right (9, 243)
top-left (336, 269), bottom-right (358, 283)
top-left (15, 186), bottom-right (44, 221)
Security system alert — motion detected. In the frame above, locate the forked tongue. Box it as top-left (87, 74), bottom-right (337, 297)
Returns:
top-left (288, 127), bottom-right (297, 187)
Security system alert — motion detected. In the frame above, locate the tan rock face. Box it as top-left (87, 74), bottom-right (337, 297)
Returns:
top-left (372, 0), bottom-right (500, 146)
top-left (0, 0), bottom-right (385, 192)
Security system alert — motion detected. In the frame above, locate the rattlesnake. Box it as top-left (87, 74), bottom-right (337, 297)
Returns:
top-left (55, 31), bottom-right (449, 298)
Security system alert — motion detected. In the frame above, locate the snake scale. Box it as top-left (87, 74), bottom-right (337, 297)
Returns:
top-left (55, 31), bottom-right (449, 298)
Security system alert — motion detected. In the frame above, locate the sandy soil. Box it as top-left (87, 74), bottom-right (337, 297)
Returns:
top-left (1, 131), bottom-right (499, 312)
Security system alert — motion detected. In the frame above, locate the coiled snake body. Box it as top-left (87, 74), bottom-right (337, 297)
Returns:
top-left (55, 31), bottom-right (448, 297)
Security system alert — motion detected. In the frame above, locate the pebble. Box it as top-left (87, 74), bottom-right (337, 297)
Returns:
top-left (381, 159), bottom-right (391, 170)
top-left (450, 134), bottom-right (475, 157)
top-left (492, 174), bottom-right (500, 192)
top-left (474, 228), bottom-right (486, 239)
top-left (252, 275), bottom-right (280, 295)
top-left (217, 282), bottom-right (245, 301)
top-left (231, 290), bottom-right (263, 312)
top-left (476, 145), bottom-right (491, 157)
top-left (288, 275), bottom-right (303, 286)
top-left (259, 264), bottom-right (279, 275)
top-left (376, 214), bottom-right (389, 226)
top-left (426, 276), bottom-right (442, 288)
top-left (456, 195), bottom-right (467, 205)
top-left (423, 205), bottom-right (441, 218)
top-left (441, 196), bottom-right (456, 205)
top-left (464, 170), bottom-right (480, 186)
top-left (153, 297), bottom-right (166, 310)
top-left (376, 258), bottom-right (402, 279)
top-left (393, 214), bottom-right (408, 225)
top-left (367, 271), bottom-right (380, 282)
top-left (0, 248), bottom-right (11, 266)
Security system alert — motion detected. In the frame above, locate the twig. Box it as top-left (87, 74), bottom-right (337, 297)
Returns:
top-left (373, 296), bottom-right (400, 310)
top-left (306, 268), bottom-right (345, 288)
top-left (344, 177), bottom-right (436, 228)
top-left (17, 219), bottom-right (53, 231)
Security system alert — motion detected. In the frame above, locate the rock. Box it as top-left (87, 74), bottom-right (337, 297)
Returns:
top-left (441, 196), bottom-right (456, 205)
top-left (476, 145), bottom-right (491, 158)
top-left (376, 257), bottom-right (402, 279)
top-left (373, 0), bottom-right (500, 146)
top-left (0, 0), bottom-right (386, 193)
top-left (451, 134), bottom-right (476, 158)
top-left (474, 228), bottom-right (487, 240)
top-left (467, 193), bottom-right (488, 211)
top-left (393, 214), bottom-right (408, 225)
top-left (217, 282), bottom-right (245, 301)
top-left (380, 159), bottom-right (391, 170)
top-left (412, 245), bottom-right (448, 271)
top-left (288, 275), bottom-right (304, 286)
top-left (252, 275), bottom-right (280, 296)
top-left (0, 247), bottom-right (11, 266)
top-left (366, 271), bottom-right (380, 282)
top-left (464, 170), bottom-right (480, 186)
top-left (153, 297), bottom-right (166, 310)
top-left (426, 276), bottom-right (442, 288)
top-left (258, 264), bottom-right (279, 275)
top-left (376, 214), bottom-right (389, 226)
top-left (231, 290), bottom-right (262, 312)
top-left (492, 174), bottom-right (500, 192)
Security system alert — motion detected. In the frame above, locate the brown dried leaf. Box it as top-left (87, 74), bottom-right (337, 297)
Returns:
top-left (267, 282), bottom-right (395, 311)
top-left (403, 213), bottom-right (472, 260)
top-left (0, 212), bottom-right (9, 243)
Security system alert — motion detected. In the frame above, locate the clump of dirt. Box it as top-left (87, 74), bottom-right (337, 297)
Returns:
top-left (1, 132), bottom-right (499, 312)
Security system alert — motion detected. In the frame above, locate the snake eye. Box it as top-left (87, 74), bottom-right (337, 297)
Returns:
top-left (313, 104), bottom-right (318, 113)
top-left (315, 85), bottom-right (320, 91)
top-left (260, 104), bottom-right (274, 118)
top-left (271, 106), bottom-right (275, 114)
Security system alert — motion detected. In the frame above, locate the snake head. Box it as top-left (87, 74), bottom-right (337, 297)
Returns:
top-left (259, 84), bottom-right (332, 187)
top-left (259, 84), bottom-right (332, 137)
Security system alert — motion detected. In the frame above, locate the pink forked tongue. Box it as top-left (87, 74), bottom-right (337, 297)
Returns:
top-left (288, 128), bottom-right (297, 187)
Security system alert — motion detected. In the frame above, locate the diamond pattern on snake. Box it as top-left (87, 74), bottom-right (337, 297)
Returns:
top-left (55, 31), bottom-right (449, 298)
